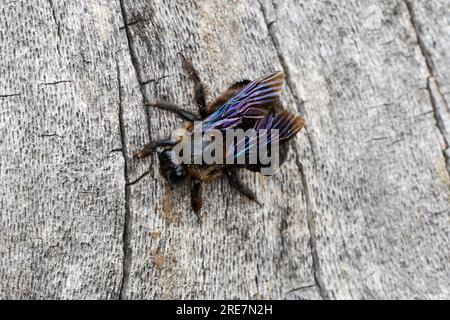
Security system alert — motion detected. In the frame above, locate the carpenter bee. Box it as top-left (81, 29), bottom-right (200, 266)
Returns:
top-left (134, 53), bottom-right (304, 216)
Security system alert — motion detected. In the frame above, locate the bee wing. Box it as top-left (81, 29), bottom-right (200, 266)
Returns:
top-left (225, 111), bottom-right (305, 162)
top-left (255, 111), bottom-right (304, 144)
top-left (199, 71), bottom-right (285, 132)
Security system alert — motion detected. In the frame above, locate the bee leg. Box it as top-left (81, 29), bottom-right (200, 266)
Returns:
top-left (190, 179), bottom-right (203, 220)
top-left (133, 138), bottom-right (177, 159)
top-left (224, 168), bottom-right (262, 206)
top-left (147, 101), bottom-right (200, 122)
top-left (194, 82), bottom-right (207, 119)
top-left (177, 52), bottom-right (207, 119)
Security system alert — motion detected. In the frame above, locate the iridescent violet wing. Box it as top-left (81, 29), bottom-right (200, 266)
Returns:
top-left (195, 71), bottom-right (286, 133)
top-left (224, 111), bottom-right (305, 163)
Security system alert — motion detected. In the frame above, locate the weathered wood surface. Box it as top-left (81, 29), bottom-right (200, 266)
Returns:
top-left (0, 0), bottom-right (449, 299)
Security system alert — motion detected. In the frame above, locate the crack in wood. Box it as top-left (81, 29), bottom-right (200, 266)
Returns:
top-left (286, 282), bottom-right (316, 294)
top-left (39, 133), bottom-right (64, 138)
top-left (140, 74), bottom-right (171, 87)
top-left (259, 0), bottom-right (328, 299)
top-left (258, 0), bottom-right (318, 168)
top-left (276, 212), bottom-right (288, 269)
top-left (404, 0), bottom-right (450, 172)
top-left (119, 0), bottom-right (153, 140)
top-left (109, 148), bottom-right (123, 154)
top-left (119, 19), bottom-right (149, 30)
top-left (117, 0), bottom-right (157, 299)
top-left (40, 80), bottom-right (73, 86)
top-left (427, 77), bottom-right (449, 148)
top-left (115, 57), bottom-right (132, 300)
top-left (294, 151), bottom-right (329, 300)
top-left (0, 93), bottom-right (21, 98)
top-left (259, 1), bottom-right (305, 113)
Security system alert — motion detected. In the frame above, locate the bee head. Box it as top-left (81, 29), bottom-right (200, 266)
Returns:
top-left (158, 149), bottom-right (187, 189)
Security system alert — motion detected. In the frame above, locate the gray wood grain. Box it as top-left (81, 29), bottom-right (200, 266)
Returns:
top-left (262, 0), bottom-right (450, 299)
top-left (0, 0), bottom-right (449, 299)
top-left (0, 0), bottom-right (128, 298)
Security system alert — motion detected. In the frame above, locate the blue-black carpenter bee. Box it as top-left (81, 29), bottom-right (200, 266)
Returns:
top-left (134, 53), bottom-right (304, 217)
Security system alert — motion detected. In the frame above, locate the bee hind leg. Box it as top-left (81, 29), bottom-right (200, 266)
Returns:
top-left (191, 179), bottom-right (203, 221)
top-left (133, 138), bottom-right (177, 159)
top-left (147, 100), bottom-right (199, 122)
top-left (177, 52), bottom-right (207, 119)
top-left (224, 168), bottom-right (262, 206)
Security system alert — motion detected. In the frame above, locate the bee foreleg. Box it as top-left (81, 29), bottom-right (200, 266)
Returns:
top-left (147, 101), bottom-right (200, 122)
top-left (190, 179), bottom-right (203, 220)
top-left (177, 52), bottom-right (208, 119)
top-left (133, 138), bottom-right (177, 159)
top-left (225, 168), bottom-right (262, 206)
